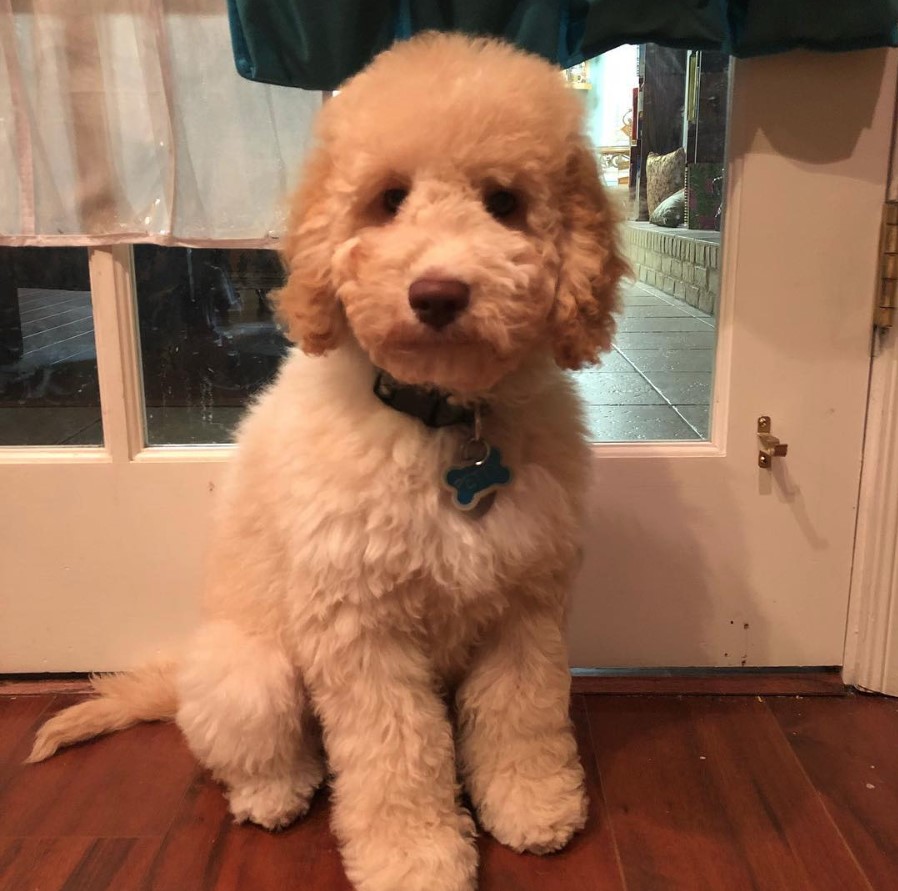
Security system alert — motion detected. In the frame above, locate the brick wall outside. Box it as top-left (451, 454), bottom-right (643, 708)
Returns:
top-left (623, 222), bottom-right (720, 315)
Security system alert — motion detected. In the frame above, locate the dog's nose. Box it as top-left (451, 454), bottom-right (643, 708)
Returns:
top-left (408, 278), bottom-right (470, 330)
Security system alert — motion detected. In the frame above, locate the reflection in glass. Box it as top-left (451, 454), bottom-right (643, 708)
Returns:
top-left (0, 247), bottom-right (102, 446)
top-left (134, 246), bottom-right (289, 445)
top-left (133, 45), bottom-right (728, 447)
top-left (568, 45), bottom-right (729, 442)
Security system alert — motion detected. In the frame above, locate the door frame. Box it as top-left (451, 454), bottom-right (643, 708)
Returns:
top-left (845, 320), bottom-right (898, 697)
top-left (844, 97), bottom-right (898, 695)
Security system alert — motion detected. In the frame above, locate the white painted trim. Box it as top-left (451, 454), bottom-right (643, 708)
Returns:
top-left (590, 441), bottom-right (724, 459)
top-left (843, 81), bottom-right (898, 696)
top-left (707, 124), bottom-right (743, 454)
top-left (844, 326), bottom-right (898, 695)
top-left (131, 446), bottom-right (233, 463)
top-left (130, 439), bottom-right (725, 464)
top-left (89, 245), bottom-right (146, 460)
top-left (0, 448), bottom-right (111, 465)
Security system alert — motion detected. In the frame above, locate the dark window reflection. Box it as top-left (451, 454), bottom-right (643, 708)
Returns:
top-left (134, 246), bottom-right (289, 445)
top-left (0, 247), bottom-right (102, 446)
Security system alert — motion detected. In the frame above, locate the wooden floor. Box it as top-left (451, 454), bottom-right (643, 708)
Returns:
top-left (0, 691), bottom-right (896, 890)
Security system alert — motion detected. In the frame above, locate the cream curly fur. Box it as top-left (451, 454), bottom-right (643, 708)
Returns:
top-left (29, 32), bottom-right (626, 891)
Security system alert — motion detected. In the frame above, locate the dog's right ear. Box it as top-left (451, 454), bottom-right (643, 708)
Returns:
top-left (273, 146), bottom-right (346, 354)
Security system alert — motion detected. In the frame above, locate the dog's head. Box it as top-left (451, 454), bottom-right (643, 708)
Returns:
top-left (275, 33), bottom-right (627, 395)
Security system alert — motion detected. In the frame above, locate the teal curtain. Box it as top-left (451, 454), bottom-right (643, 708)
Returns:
top-left (227, 0), bottom-right (898, 89)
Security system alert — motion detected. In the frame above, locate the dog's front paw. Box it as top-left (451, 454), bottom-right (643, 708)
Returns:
top-left (343, 814), bottom-right (478, 891)
top-left (475, 762), bottom-right (588, 854)
top-left (228, 774), bottom-right (321, 830)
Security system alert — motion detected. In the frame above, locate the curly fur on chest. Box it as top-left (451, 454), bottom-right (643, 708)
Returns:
top-left (205, 345), bottom-right (588, 669)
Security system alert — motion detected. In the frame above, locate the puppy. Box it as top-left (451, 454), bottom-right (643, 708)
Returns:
top-left (30, 32), bottom-right (626, 891)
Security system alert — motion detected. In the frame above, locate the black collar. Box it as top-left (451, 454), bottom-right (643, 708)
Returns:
top-left (373, 370), bottom-right (475, 429)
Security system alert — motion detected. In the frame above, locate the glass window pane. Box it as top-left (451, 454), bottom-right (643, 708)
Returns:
top-left (567, 45), bottom-right (728, 442)
top-left (135, 45), bottom-right (728, 448)
top-left (0, 247), bottom-right (102, 446)
top-left (134, 246), bottom-right (288, 445)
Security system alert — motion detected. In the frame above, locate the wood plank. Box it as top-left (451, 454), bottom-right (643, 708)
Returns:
top-left (0, 696), bottom-right (53, 775)
top-left (479, 695), bottom-right (625, 890)
top-left (150, 696), bottom-right (621, 891)
top-left (572, 669), bottom-right (845, 696)
top-left (0, 837), bottom-right (160, 891)
top-left (146, 774), bottom-right (353, 891)
top-left (586, 696), bottom-right (871, 891)
top-left (0, 697), bottom-right (197, 838)
top-left (0, 692), bottom-right (624, 890)
top-left (4, 693), bottom-right (894, 889)
top-left (769, 694), bottom-right (898, 890)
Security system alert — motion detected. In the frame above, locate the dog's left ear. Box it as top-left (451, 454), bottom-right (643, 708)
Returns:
top-left (550, 140), bottom-right (629, 368)
top-left (273, 145), bottom-right (346, 354)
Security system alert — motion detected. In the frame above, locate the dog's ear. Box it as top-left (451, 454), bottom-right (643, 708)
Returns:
top-left (550, 139), bottom-right (629, 368)
top-left (273, 146), bottom-right (346, 354)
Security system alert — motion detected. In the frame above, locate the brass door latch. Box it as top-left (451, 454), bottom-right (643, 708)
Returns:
top-left (757, 416), bottom-right (788, 468)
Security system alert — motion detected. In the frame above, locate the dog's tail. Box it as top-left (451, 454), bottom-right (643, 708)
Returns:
top-left (26, 659), bottom-right (179, 763)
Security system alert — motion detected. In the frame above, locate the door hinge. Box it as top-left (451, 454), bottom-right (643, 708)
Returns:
top-left (876, 200), bottom-right (898, 330)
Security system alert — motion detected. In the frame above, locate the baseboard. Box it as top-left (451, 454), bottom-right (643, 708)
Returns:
top-left (1, 668), bottom-right (848, 698)
top-left (0, 674), bottom-right (94, 695)
top-left (570, 667), bottom-right (846, 696)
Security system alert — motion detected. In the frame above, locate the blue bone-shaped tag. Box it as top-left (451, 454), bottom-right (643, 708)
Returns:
top-left (443, 445), bottom-right (512, 511)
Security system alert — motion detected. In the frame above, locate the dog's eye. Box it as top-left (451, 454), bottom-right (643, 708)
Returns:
top-left (484, 189), bottom-right (519, 221)
top-left (382, 188), bottom-right (409, 216)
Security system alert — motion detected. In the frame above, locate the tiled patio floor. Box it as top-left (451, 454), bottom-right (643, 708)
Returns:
top-left (573, 281), bottom-right (716, 441)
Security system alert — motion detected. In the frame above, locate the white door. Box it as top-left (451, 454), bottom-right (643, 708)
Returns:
top-left (569, 48), bottom-right (895, 667)
top-left (1, 48), bottom-right (894, 672)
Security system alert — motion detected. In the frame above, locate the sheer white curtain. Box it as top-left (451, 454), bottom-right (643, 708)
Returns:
top-left (0, 0), bottom-right (319, 246)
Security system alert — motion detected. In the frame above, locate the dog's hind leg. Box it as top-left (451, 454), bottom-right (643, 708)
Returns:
top-left (176, 619), bottom-right (324, 830)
